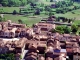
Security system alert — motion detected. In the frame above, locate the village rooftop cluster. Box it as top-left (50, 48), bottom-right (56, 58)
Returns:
top-left (0, 17), bottom-right (80, 60)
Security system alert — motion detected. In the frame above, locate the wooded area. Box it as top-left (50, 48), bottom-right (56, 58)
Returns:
top-left (0, 0), bottom-right (80, 7)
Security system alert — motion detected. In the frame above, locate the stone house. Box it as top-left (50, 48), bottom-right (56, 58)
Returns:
top-left (3, 29), bottom-right (9, 38)
top-left (15, 28), bottom-right (21, 37)
top-left (35, 22), bottom-right (55, 31)
top-left (19, 28), bottom-right (26, 37)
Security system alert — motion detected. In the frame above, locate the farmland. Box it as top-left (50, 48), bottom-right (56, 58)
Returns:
top-left (1, 8), bottom-right (80, 26)
top-left (0, 0), bottom-right (80, 26)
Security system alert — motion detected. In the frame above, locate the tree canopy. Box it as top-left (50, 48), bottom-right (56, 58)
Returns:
top-left (0, 0), bottom-right (27, 6)
top-left (71, 24), bottom-right (78, 33)
top-left (51, 26), bottom-right (71, 34)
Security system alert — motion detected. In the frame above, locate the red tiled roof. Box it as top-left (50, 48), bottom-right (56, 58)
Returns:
top-left (66, 48), bottom-right (73, 53)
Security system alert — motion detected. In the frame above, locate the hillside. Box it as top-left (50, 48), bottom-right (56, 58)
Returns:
top-left (0, 0), bottom-right (65, 7)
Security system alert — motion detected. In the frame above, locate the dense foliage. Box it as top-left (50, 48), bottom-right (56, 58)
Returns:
top-left (0, 0), bottom-right (27, 6)
top-left (51, 26), bottom-right (71, 34)
top-left (0, 0), bottom-right (80, 7)
top-left (51, 24), bottom-right (79, 34)
top-left (0, 15), bottom-right (6, 22)
top-left (71, 24), bottom-right (78, 33)
top-left (0, 53), bottom-right (15, 60)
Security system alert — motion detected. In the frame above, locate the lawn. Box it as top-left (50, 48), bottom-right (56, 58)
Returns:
top-left (72, 9), bottom-right (80, 15)
top-left (54, 9), bottom-right (80, 25)
top-left (4, 14), bottom-right (48, 27)
top-left (0, 7), bottom-right (19, 13)
top-left (54, 11), bottom-right (80, 19)
top-left (1, 6), bottom-right (80, 26)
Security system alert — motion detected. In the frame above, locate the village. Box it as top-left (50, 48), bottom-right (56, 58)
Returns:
top-left (0, 15), bottom-right (80, 60)
top-left (0, 0), bottom-right (80, 60)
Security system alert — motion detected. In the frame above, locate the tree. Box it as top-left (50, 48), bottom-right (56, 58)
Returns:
top-left (18, 19), bottom-right (23, 24)
top-left (55, 26), bottom-right (64, 34)
top-left (68, 19), bottom-right (73, 23)
top-left (30, 2), bottom-right (36, 8)
top-left (56, 17), bottom-right (60, 22)
top-left (50, 0), bottom-right (53, 2)
top-left (0, 16), bottom-right (3, 22)
top-left (63, 26), bottom-right (71, 34)
top-left (34, 8), bottom-right (40, 15)
top-left (19, 9), bottom-right (21, 14)
top-left (55, 26), bottom-right (71, 34)
top-left (27, 0), bottom-right (38, 4)
top-left (0, 0), bottom-right (27, 7)
top-left (13, 10), bottom-right (17, 15)
top-left (71, 24), bottom-right (78, 34)
top-left (0, 53), bottom-right (15, 60)
top-left (1, 0), bottom-right (8, 6)
top-left (3, 17), bottom-right (6, 22)
top-left (20, 0), bottom-right (27, 6)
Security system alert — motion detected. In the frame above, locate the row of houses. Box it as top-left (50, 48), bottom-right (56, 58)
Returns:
top-left (0, 20), bottom-right (80, 60)
top-left (0, 35), bottom-right (80, 60)
top-left (24, 33), bottom-right (80, 60)
top-left (0, 20), bottom-right (56, 39)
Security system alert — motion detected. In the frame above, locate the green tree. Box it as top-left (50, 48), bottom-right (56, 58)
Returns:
top-left (13, 10), bottom-right (17, 15)
top-left (18, 19), bottom-right (23, 24)
top-left (71, 24), bottom-right (78, 34)
top-left (34, 8), bottom-right (40, 15)
top-left (1, 0), bottom-right (8, 6)
top-left (50, 0), bottom-right (53, 2)
top-left (63, 26), bottom-right (71, 34)
top-left (8, 0), bottom-right (27, 6)
top-left (0, 53), bottom-right (15, 60)
top-left (56, 26), bottom-right (64, 34)
top-left (27, 0), bottom-right (38, 4)
top-left (55, 26), bottom-right (71, 34)
top-left (0, 16), bottom-right (3, 22)
top-left (20, 0), bottom-right (27, 6)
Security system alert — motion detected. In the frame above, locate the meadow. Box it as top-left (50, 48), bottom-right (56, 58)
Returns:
top-left (0, 6), bottom-right (80, 26)
top-left (0, 7), bottom-right (19, 13)
top-left (4, 14), bottom-right (48, 26)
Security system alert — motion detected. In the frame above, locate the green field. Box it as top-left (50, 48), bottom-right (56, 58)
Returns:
top-left (55, 9), bottom-right (80, 19)
top-left (0, 6), bottom-right (80, 26)
top-left (0, 7), bottom-right (19, 13)
top-left (4, 14), bottom-right (48, 26)
top-left (55, 9), bottom-right (80, 25)
top-left (0, 7), bottom-right (48, 27)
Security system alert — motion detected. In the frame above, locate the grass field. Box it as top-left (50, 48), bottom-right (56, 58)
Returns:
top-left (0, 7), bottom-right (19, 13)
top-left (54, 9), bottom-right (80, 24)
top-left (55, 10), bottom-right (80, 19)
top-left (0, 6), bottom-right (80, 26)
top-left (4, 14), bottom-right (48, 26)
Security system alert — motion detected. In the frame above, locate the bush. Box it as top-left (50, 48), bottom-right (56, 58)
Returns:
top-left (63, 26), bottom-right (71, 34)
top-left (34, 9), bottom-right (40, 15)
top-left (0, 16), bottom-right (3, 22)
top-left (18, 19), bottom-right (23, 24)
top-left (13, 10), bottom-right (17, 15)
top-left (54, 26), bottom-right (71, 34)
top-left (71, 24), bottom-right (78, 34)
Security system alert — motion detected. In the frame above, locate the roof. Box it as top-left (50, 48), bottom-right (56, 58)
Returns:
top-left (15, 38), bottom-right (26, 48)
top-left (36, 22), bottom-right (55, 29)
top-left (63, 34), bottom-right (71, 37)
top-left (29, 43), bottom-right (37, 49)
top-left (66, 48), bottom-right (73, 53)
